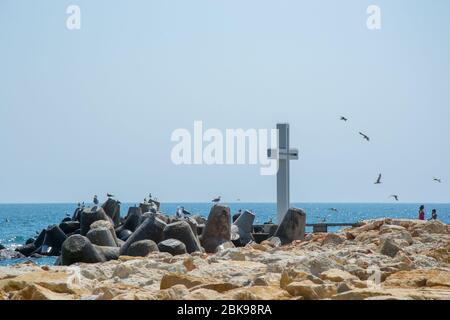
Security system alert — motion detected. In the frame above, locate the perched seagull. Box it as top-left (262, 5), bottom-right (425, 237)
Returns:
top-left (144, 197), bottom-right (147, 203)
top-left (340, 116), bottom-right (348, 121)
top-left (359, 132), bottom-right (370, 141)
top-left (107, 193), bottom-right (114, 198)
top-left (93, 195), bottom-right (99, 205)
top-left (212, 196), bottom-right (221, 204)
top-left (374, 174), bottom-right (382, 184)
top-left (390, 195), bottom-right (399, 201)
top-left (149, 193), bottom-right (152, 199)
top-left (433, 177), bottom-right (442, 183)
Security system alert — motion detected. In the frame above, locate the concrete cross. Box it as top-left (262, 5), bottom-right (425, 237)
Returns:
top-left (267, 123), bottom-right (299, 223)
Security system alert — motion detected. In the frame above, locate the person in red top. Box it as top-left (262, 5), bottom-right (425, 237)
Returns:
top-left (418, 205), bottom-right (425, 220)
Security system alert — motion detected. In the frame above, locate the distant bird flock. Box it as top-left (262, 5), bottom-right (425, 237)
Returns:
top-left (340, 115), bottom-right (443, 202)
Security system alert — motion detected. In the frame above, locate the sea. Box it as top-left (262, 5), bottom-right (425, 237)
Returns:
top-left (0, 202), bottom-right (449, 266)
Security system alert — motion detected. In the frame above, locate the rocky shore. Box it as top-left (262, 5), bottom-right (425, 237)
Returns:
top-left (0, 212), bottom-right (448, 300)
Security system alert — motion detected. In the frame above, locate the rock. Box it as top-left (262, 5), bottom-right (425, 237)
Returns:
top-left (9, 284), bottom-right (74, 300)
top-left (119, 215), bottom-right (167, 255)
top-left (61, 235), bottom-right (106, 265)
top-left (0, 244), bottom-right (5, 250)
top-left (59, 221), bottom-right (80, 235)
top-left (163, 221), bottom-right (202, 253)
top-left (274, 208), bottom-right (306, 245)
top-left (232, 210), bottom-right (255, 246)
top-left (160, 273), bottom-right (217, 290)
top-left (15, 243), bottom-right (36, 257)
top-left (413, 220), bottom-right (448, 234)
top-left (0, 249), bottom-right (25, 260)
top-left (80, 207), bottom-right (112, 236)
top-left (118, 229), bottom-right (132, 241)
top-left (285, 280), bottom-right (337, 300)
top-left (331, 288), bottom-right (391, 300)
top-left (116, 206), bottom-right (142, 235)
top-left (384, 269), bottom-right (450, 288)
top-left (280, 268), bottom-right (311, 289)
top-left (320, 269), bottom-right (358, 282)
top-left (86, 227), bottom-right (117, 247)
top-left (127, 240), bottom-right (159, 257)
top-left (40, 224), bottom-right (67, 255)
top-left (221, 286), bottom-right (291, 300)
top-left (379, 238), bottom-right (401, 257)
top-left (158, 239), bottom-right (187, 256)
top-left (33, 229), bottom-right (46, 248)
top-left (90, 220), bottom-right (119, 246)
top-left (261, 237), bottom-right (281, 248)
top-left (200, 205), bottom-right (232, 253)
top-left (336, 282), bottom-right (352, 293)
top-left (101, 198), bottom-right (121, 226)
top-left (322, 233), bottom-right (345, 246)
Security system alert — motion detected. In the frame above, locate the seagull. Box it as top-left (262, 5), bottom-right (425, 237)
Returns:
top-left (328, 208), bottom-right (338, 212)
top-left (374, 174), bottom-right (382, 184)
top-left (107, 193), bottom-right (114, 198)
top-left (359, 132), bottom-right (370, 141)
top-left (149, 193), bottom-right (152, 199)
top-left (93, 195), bottom-right (99, 205)
top-left (390, 195), bottom-right (399, 201)
top-left (5, 218), bottom-right (9, 223)
top-left (340, 116), bottom-right (348, 121)
top-left (144, 197), bottom-right (147, 203)
top-left (212, 196), bottom-right (221, 204)
top-left (433, 177), bottom-right (442, 183)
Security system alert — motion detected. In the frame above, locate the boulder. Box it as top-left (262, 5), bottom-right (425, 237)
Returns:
top-left (200, 205), bottom-right (231, 253)
top-left (90, 220), bottom-right (120, 246)
top-left (86, 227), bottom-right (117, 247)
top-left (158, 239), bottom-right (187, 256)
top-left (0, 249), bottom-right (25, 260)
top-left (286, 280), bottom-right (337, 300)
top-left (80, 207), bottom-right (112, 236)
top-left (163, 221), bottom-right (202, 253)
top-left (232, 210), bottom-right (255, 246)
top-left (126, 240), bottom-right (159, 257)
top-left (40, 225), bottom-right (67, 255)
top-left (118, 229), bottom-right (132, 241)
top-left (15, 243), bottom-right (36, 257)
top-left (322, 233), bottom-right (345, 246)
top-left (119, 215), bottom-right (167, 255)
top-left (379, 238), bottom-right (401, 257)
top-left (101, 198), bottom-right (121, 226)
top-left (0, 244), bottom-right (5, 250)
top-left (59, 221), bottom-right (80, 235)
top-left (320, 269), bottom-right (358, 282)
top-left (61, 235), bottom-right (116, 265)
top-left (116, 207), bottom-right (142, 234)
top-left (274, 208), bottom-right (306, 245)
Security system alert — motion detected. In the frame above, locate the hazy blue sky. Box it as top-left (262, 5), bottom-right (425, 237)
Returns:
top-left (1, 0), bottom-right (449, 203)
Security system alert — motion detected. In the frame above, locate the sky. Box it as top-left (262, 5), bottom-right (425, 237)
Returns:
top-left (0, 0), bottom-right (449, 203)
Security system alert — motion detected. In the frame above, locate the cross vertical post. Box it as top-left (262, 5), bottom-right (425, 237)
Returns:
top-left (267, 123), bottom-right (299, 223)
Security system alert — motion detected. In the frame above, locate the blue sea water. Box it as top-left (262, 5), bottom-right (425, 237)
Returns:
top-left (0, 202), bottom-right (449, 266)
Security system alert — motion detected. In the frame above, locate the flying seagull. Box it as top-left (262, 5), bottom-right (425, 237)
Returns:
top-left (374, 174), bottom-right (382, 184)
top-left (390, 195), bottom-right (399, 201)
top-left (340, 116), bottom-right (348, 121)
top-left (212, 196), bottom-right (221, 204)
top-left (433, 177), bottom-right (442, 183)
top-left (93, 195), bottom-right (99, 205)
top-left (328, 208), bottom-right (339, 212)
top-left (359, 132), bottom-right (370, 141)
